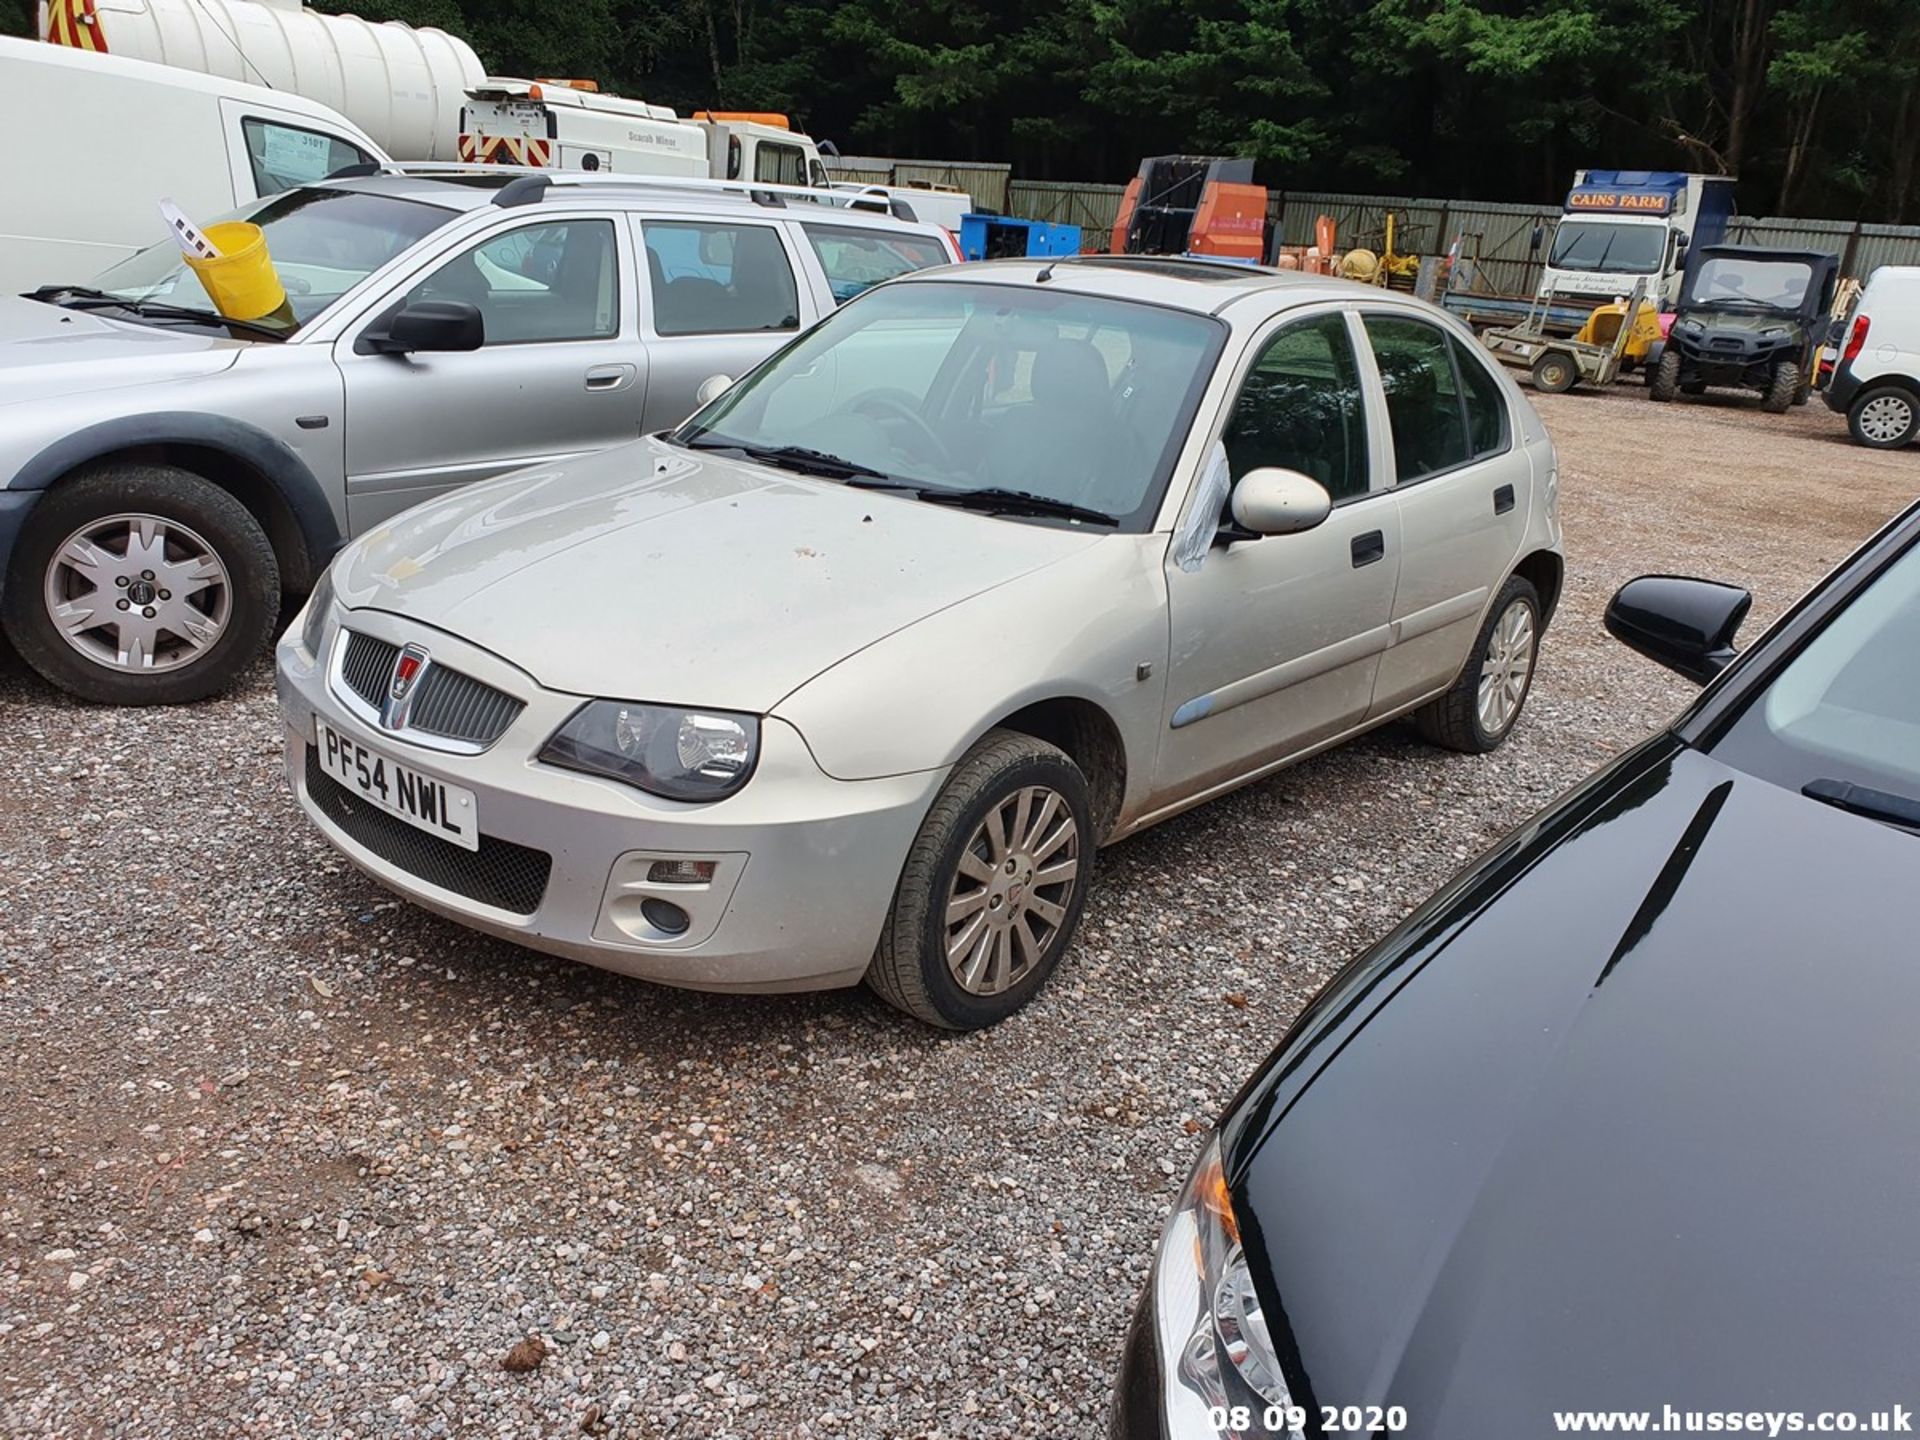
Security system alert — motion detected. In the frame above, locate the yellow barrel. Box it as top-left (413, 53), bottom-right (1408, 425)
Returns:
top-left (184, 222), bottom-right (287, 322)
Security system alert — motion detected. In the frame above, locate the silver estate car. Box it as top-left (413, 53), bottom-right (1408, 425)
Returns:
top-left (277, 257), bottom-right (1562, 1029)
top-left (0, 168), bottom-right (954, 705)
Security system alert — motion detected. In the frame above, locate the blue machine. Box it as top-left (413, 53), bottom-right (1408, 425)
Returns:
top-left (958, 214), bottom-right (1082, 262)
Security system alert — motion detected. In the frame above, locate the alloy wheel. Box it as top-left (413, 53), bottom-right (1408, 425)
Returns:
top-left (1476, 598), bottom-right (1536, 738)
top-left (1858, 394), bottom-right (1914, 444)
top-left (41, 512), bottom-right (232, 674)
top-left (944, 785), bottom-right (1081, 997)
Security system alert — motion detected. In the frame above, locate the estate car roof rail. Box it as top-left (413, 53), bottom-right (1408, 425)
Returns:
top-left (323, 162), bottom-right (901, 216)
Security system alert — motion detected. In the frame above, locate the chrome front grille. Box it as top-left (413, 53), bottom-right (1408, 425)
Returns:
top-left (408, 665), bottom-right (524, 745)
top-left (336, 630), bottom-right (524, 747)
top-left (340, 631), bottom-right (399, 708)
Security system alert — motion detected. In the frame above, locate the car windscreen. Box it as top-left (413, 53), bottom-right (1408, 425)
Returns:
top-left (672, 279), bottom-right (1226, 530)
top-left (87, 188), bottom-right (453, 336)
top-left (1711, 536), bottom-right (1920, 812)
top-left (1548, 220), bottom-right (1666, 275)
top-left (1686, 257), bottom-right (1814, 310)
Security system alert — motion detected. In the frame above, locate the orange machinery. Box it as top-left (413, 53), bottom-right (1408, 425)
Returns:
top-left (1109, 156), bottom-right (1269, 262)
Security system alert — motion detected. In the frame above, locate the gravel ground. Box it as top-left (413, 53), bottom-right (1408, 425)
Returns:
top-left (3, 384), bottom-right (1917, 1439)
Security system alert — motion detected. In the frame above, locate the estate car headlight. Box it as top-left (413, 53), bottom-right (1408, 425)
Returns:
top-left (1154, 1137), bottom-right (1303, 1439)
top-left (298, 566), bottom-right (336, 659)
top-left (540, 701), bottom-right (759, 802)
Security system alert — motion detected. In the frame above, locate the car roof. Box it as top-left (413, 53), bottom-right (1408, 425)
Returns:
top-left (311, 169), bottom-right (951, 236)
top-left (1696, 244), bottom-right (1837, 268)
top-left (894, 255), bottom-right (1416, 316)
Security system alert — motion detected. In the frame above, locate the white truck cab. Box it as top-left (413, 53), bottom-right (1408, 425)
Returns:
top-left (0, 35), bottom-right (388, 292)
top-left (460, 82), bottom-right (828, 187)
top-left (1540, 170), bottom-right (1737, 310)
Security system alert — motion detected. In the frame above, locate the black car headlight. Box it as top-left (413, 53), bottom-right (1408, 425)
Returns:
top-left (539, 701), bottom-right (759, 802)
top-left (1154, 1138), bottom-right (1304, 1438)
top-left (298, 566), bottom-right (336, 659)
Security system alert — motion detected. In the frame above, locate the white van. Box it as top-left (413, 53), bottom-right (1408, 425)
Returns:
top-left (460, 82), bottom-right (830, 188)
top-left (0, 36), bottom-right (389, 293)
top-left (829, 181), bottom-right (974, 234)
top-left (1826, 266), bottom-right (1920, 449)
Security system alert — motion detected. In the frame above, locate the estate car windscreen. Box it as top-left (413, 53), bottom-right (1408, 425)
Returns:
top-left (1711, 535), bottom-right (1920, 819)
top-left (86, 188), bottom-right (454, 336)
top-left (672, 280), bottom-right (1227, 531)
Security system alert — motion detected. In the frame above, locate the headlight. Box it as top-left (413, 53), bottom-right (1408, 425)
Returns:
top-left (1154, 1138), bottom-right (1303, 1438)
top-left (299, 566), bottom-right (336, 658)
top-left (539, 700), bottom-right (759, 802)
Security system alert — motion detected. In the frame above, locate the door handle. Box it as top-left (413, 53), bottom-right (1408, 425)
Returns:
top-left (1351, 530), bottom-right (1386, 568)
top-left (1493, 483), bottom-right (1516, 515)
top-left (585, 363), bottom-right (635, 392)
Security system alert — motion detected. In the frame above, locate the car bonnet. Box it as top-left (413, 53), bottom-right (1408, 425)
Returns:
top-left (1220, 739), bottom-right (1920, 1432)
top-left (334, 437), bottom-right (1102, 712)
top-left (0, 296), bottom-right (244, 406)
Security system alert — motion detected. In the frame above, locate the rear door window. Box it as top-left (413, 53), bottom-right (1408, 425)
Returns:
top-left (1363, 315), bottom-right (1471, 482)
top-left (643, 220), bottom-right (801, 336)
top-left (801, 224), bottom-right (951, 304)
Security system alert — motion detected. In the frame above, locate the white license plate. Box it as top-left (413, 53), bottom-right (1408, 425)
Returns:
top-left (316, 720), bottom-right (478, 851)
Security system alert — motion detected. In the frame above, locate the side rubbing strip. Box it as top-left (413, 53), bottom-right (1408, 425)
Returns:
top-left (1170, 624), bottom-right (1392, 730)
top-left (1390, 587), bottom-right (1488, 645)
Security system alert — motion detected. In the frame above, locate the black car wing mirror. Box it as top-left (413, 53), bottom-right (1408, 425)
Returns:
top-left (363, 300), bottom-right (485, 356)
top-left (1605, 575), bottom-right (1752, 685)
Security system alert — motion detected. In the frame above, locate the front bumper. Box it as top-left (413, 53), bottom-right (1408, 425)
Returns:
top-left (1111, 1272), bottom-right (1168, 1438)
top-left (0, 489), bottom-right (41, 604)
top-left (276, 606), bottom-right (945, 993)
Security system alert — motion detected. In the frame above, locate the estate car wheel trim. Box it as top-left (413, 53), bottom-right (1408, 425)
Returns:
top-left (1859, 394), bottom-right (1914, 443)
top-left (944, 785), bottom-right (1080, 997)
top-left (41, 512), bottom-right (232, 674)
top-left (1477, 599), bottom-right (1535, 737)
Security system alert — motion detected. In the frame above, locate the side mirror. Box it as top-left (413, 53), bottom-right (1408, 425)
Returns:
top-left (1605, 575), bottom-right (1752, 685)
top-left (694, 373), bottom-right (734, 407)
top-left (372, 300), bottom-right (484, 355)
top-left (1227, 468), bottom-right (1333, 538)
top-left (1530, 224), bottom-right (1545, 254)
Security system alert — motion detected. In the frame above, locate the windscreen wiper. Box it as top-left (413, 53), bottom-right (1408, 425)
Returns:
top-left (1803, 778), bottom-right (1920, 832)
top-left (909, 485), bottom-right (1120, 527)
top-left (26, 285), bottom-right (287, 340)
top-left (682, 435), bottom-right (894, 482)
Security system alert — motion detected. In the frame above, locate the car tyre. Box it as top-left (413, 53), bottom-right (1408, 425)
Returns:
top-left (867, 729), bottom-right (1094, 1030)
top-left (1530, 350), bottom-right (1578, 394)
top-left (1848, 386), bottom-right (1920, 449)
top-left (1761, 359), bottom-right (1799, 414)
top-left (1648, 349), bottom-right (1681, 402)
top-left (1413, 575), bottom-right (1541, 754)
top-left (2, 463), bottom-right (279, 705)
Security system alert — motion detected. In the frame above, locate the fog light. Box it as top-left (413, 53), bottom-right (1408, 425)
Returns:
top-left (640, 898), bottom-right (691, 936)
top-left (646, 859), bottom-right (717, 885)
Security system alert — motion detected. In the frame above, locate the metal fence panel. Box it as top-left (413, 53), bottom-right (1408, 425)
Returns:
top-left (969, 176), bottom-right (1920, 284)
top-left (1008, 180), bottom-right (1130, 245)
top-left (1852, 223), bottom-right (1920, 279)
top-left (824, 156), bottom-right (1012, 211)
top-left (1273, 192), bottom-right (1556, 296)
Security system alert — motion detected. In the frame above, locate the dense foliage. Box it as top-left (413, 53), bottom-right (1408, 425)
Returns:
top-left (8, 0), bottom-right (1917, 219)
